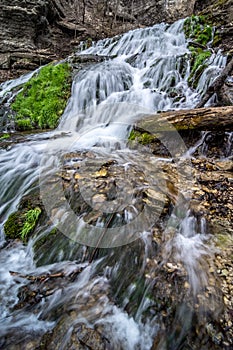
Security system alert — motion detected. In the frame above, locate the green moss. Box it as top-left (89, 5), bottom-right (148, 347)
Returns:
top-left (15, 119), bottom-right (33, 131)
top-left (184, 15), bottom-right (213, 47)
top-left (212, 33), bottom-right (221, 47)
top-left (129, 129), bottom-right (155, 145)
top-left (192, 50), bottom-right (212, 71)
top-left (11, 62), bottom-right (71, 131)
top-left (188, 49), bottom-right (211, 88)
top-left (183, 16), bottom-right (216, 89)
top-left (3, 212), bottom-right (24, 240)
top-left (216, 234), bottom-right (228, 247)
top-left (0, 133), bottom-right (10, 140)
top-left (33, 227), bottom-right (57, 252)
top-left (4, 207), bottom-right (41, 242)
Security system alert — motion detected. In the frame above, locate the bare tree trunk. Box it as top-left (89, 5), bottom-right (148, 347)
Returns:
top-left (136, 106), bottom-right (233, 132)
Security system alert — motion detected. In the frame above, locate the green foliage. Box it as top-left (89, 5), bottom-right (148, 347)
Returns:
top-left (20, 207), bottom-right (42, 241)
top-left (11, 62), bottom-right (71, 131)
top-left (191, 50), bottom-right (211, 73)
top-left (184, 15), bottom-right (213, 46)
top-left (184, 16), bottom-right (215, 89)
top-left (4, 207), bottom-right (41, 242)
top-left (188, 49), bottom-right (212, 88)
top-left (16, 119), bottom-right (33, 131)
top-left (0, 133), bottom-right (10, 140)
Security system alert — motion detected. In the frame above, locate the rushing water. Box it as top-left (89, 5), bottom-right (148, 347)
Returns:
top-left (0, 19), bottom-right (229, 349)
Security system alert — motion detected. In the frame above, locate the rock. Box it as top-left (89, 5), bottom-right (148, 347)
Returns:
top-left (215, 160), bottom-right (233, 171)
top-left (218, 75), bottom-right (233, 106)
top-left (0, 0), bottom-right (233, 81)
top-left (194, 0), bottom-right (233, 52)
top-left (39, 321), bottom-right (109, 350)
top-left (0, 0), bottom-right (196, 82)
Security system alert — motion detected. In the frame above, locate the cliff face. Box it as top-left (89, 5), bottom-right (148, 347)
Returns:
top-left (194, 0), bottom-right (233, 52)
top-left (0, 0), bottom-right (232, 82)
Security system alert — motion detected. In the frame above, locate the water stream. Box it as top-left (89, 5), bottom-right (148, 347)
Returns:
top-left (0, 19), bottom-right (229, 349)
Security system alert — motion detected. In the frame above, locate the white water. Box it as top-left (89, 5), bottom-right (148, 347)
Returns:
top-left (0, 19), bottom-right (228, 349)
top-left (0, 70), bottom-right (38, 100)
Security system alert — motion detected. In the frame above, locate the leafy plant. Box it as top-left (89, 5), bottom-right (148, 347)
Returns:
top-left (20, 207), bottom-right (42, 241)
top-left (12, 62), bottom-right (71, 131)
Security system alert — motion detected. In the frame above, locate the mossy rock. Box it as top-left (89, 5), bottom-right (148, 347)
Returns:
top-left (184, 15), bottom-right (214, 47)
top-left (4, 207), bottom-right (41, 242)
top-left (3, 212), bottom-right (24, 240)
top-left (0, 133), bottom-right (10, 140)
top-left (4, 187), bottom-right (44, 242)
top-left (128, 129), bottom-right (156, 145)
top-left (128, 128), bottom-right (172, 156)
top-left (188, 49), bottom-right (212, 88)
top-left (183, 16), bottom-right (217, 89)
top-left (11, 62), bottom-right (71, 131)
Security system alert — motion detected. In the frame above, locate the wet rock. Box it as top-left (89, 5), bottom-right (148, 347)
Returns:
top-left (39, 321), bottom-right (109, 350)
top-left (1, 256), bottom-right (112, 349)
top-left (218, 75), bottom-right (233, 106)
top-left (194, 0), bottom-right (233, 52)
top-left (215, 160), bottom-right (233, 171)
top-left (58, 150), bottom-right (174, 229)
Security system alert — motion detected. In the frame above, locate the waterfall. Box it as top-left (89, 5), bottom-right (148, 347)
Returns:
top-left (0, 19), bottom-right (229, 349)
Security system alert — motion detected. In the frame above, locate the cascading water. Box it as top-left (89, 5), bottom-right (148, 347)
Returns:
top-left (0, 19), bottom-right (229, 349)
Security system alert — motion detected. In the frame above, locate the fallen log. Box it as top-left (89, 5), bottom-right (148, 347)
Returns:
top-left (136, 106), bottom-right (233, 132)
top-left (196, 57), bottom-right (233, 108)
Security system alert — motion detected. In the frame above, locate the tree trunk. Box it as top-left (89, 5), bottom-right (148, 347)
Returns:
top-left (136, 106), bottom-right (233, 132)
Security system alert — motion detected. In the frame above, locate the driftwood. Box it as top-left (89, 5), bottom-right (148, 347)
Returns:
top-left (196, 57), bottom-right (233, 108)
top-left (10, 266), bottom-right (84, 281)
top-left (136, 106), bottom-right (233, 132)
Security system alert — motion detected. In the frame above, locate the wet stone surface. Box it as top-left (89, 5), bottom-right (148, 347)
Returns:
top-left (53, 150), bottom-right (175, 228)
top-left (1, 134), bottom-right (233, 349)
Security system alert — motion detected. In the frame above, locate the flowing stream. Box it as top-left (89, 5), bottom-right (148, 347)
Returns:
top-left (0, 19), bottom-right (229, 349)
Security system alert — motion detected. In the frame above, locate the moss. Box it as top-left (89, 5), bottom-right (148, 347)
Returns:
top-left (4, 207), bottom-right (41, 242)
top-left (11, 62), bottom-right (71, 131)
top-left (129, 129), bottom-right (155, 145)
top-left (15, 119), bottom-right (33, 131)
top-left (3, 212), bottom-right (24, 240)
top-left (184, 16), bottom-right (216, 89)
top-left (212, 33), bottom-right (221, 47)
top-left (215, 233), bottom-right (233, 249)
top-left (188, 49), bottom-right (211, 88)
top-left (184, 15), bottom-right (213, 47)
top-left (33, 227), bottom-right (57, 252)
top-left (0, 133), bottom-right (10, 140)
